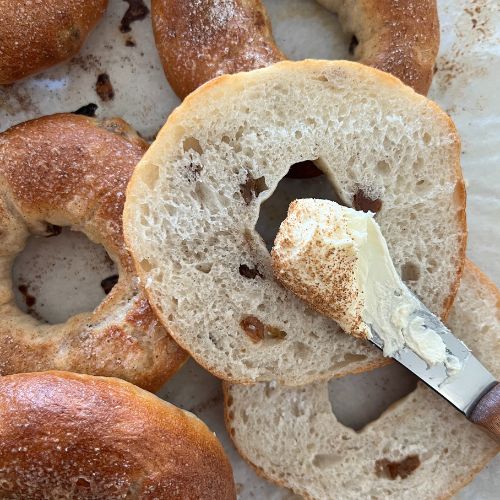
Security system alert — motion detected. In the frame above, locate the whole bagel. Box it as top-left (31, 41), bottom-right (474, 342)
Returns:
top-left (0, 0), bottom-right (108, 84)
top-left (0, 371), bottom-right (236, 499)
top-left (0, 113), bottom-right (187, 391)
top-left (152, 0), bottom-right (439, 99)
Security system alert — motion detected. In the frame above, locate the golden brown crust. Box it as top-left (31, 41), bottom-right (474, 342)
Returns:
top-left (0, 371), bottom-right (236, 499)
top-left (151, 0), bottom-right (285, 99)
top-left (0, 0), bottom-right (108, 84)
top-left (342, 0), bottom-right (440, 95)
top-left (152, 0), bottom-right (438, 98)
top-left (0, 114), bottom-right (187, 391)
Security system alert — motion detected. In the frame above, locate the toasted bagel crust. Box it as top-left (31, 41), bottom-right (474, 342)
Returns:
top-left (152, 0), bottom-right (438, 98)
top-left (0, 0), bottom-right (108, 84)
top-left (0, 114), bottom-right (187, 391)
top-left (0, 371), bottom-right (236, 499)
top-left (318, 0), bottom-right (439, 95)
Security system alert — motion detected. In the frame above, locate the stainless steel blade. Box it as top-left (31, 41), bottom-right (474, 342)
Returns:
top-left (369, 299), bottom-right (497, 416)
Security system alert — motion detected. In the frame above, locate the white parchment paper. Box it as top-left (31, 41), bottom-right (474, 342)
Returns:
top-left (2, 0), bottom-right (498, 498)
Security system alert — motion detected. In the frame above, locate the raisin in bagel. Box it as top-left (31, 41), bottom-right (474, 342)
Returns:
top-left (0, 114), bottom-right (187, 391)
top-left (0, 371), bottom-right (236, 499)
top-left (152, 0), bottom-right (438, 99)
top-left (0, 0), bottom-right (108, 84)
top-left (123, 61), bottom-right (466, 385)
top-left (224, 261), bottom-right (500, 499)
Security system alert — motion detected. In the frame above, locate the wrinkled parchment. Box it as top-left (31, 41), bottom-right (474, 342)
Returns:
top-left (2, 0), bottom-right (498, 498)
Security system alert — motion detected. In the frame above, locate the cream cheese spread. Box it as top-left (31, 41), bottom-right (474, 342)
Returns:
top-left (272, 198), bottom-right (460, 372)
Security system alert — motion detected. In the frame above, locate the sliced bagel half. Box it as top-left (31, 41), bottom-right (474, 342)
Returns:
top-left (223, 261), bottom-right (499, 499)
top-left (124, 60), bottom-right (466, 384)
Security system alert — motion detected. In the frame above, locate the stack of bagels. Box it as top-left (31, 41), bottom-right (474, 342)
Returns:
top-left (0, 1), bottom-right (497, 499)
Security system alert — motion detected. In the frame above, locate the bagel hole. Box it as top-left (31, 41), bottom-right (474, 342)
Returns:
top-left (256, 163), bottom-right (343, 250)
top-left (328, 363), bottom-right (417, 431)
top-left (263, 0), bottom-right (351, 62)
top-left (12, 228), bottom-right (118, 324)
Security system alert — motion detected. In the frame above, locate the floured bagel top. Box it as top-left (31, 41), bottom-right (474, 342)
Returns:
top-left (124, 60), bottom-right (466, 384)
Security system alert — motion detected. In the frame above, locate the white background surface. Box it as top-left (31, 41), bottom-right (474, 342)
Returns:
top-left (2, 0), bottom-right (498, 498)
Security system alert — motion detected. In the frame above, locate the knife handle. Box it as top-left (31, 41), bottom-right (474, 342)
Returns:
top-left (469, 382), bottom-right (500, 441)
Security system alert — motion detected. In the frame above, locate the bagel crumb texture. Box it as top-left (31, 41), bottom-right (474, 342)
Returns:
top-left (123, 61), bottom-right (466, 385)
top-left (224, 262), bottom-right (500, 499)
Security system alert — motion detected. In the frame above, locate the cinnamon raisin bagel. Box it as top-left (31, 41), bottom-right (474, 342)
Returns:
top-left (0, 113), bottom-right (187, 391)
top-left (123, 61), bottom-right (466, 385)
top-left (0, 371), bottom-right (236, 499)
top-left (223, 261), bottom-right (499, 499)
top-left (0, 0), bottom-right (108, 84)
top-left (152, 0), bottom-right (439, 98)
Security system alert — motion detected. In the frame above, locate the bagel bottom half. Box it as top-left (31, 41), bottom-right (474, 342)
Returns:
top-left (0, 371), bottom-right (236, 499)
top-left (224, 261), bottom-right (500, 499)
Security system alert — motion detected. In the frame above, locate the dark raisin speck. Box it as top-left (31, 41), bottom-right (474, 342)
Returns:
top-left (73, 103), bottom-right (98, 117)
top-left (96, 74), bottom-right (115, 102)
top-left (353, 189), bottom-right (383, 213)
top-left (18, 285), bottom-right (36, 308)
top-left (240, 174), bottom-right (267, 205)
top-left (101, 275), bottom-right (119, 295)
top-left (375, 455), bottom-right (421, 480)
top-left (240, 316), bottom-right (265, 343)
top-left (120, 0), bottom-right (150, 33)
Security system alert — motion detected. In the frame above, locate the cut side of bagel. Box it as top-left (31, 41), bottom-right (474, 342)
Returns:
top-left (224, 261), bottom-right (500, 499)
top-left (124, 60), bottom-right (466, 384)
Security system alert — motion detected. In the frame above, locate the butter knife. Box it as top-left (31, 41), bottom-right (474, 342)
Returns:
top-left (271, 198), bottom-right (500, 440)
top-left (369, 300), bottom-right (499, 440)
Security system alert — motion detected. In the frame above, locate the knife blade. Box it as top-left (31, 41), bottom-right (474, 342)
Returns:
top-left (368, 292), bottom-right (499, 438)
